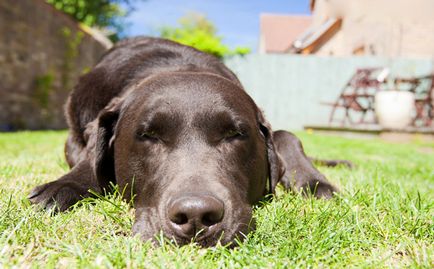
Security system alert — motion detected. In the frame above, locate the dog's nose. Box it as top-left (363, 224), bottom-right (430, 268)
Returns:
top-left (168, 195), bottom-right (224, 238)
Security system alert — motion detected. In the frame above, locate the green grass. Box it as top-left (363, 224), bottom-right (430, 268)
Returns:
top-left (0, 130), bottom-right (433, 268)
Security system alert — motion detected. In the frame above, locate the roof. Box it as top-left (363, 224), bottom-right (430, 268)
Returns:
top-left (260, 14), bottom-right (313, 53)
top-left (290, 18), bottom-right (342, 54)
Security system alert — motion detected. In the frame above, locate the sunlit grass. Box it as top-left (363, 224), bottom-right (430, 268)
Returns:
top-left (0, 130), bottom-right (433, 268)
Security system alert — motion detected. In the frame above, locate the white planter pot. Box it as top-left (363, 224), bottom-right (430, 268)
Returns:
top-left (375, 91), bottom-right (415, 129)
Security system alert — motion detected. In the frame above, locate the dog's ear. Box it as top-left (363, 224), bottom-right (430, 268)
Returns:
top-left (257, 110), bottom-right (285, 194)
top-left (93, 98), bottom-right (122, 190)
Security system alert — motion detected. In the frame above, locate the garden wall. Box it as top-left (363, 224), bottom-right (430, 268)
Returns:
top-left (0, 0), bottom-right (111, 130)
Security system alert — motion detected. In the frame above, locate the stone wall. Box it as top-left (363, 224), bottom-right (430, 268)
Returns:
top-left (0, 0), bottom-right (111, 130)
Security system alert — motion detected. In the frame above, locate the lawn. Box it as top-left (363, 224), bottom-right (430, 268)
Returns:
top-left (0, 131), bottom-right (433, 268)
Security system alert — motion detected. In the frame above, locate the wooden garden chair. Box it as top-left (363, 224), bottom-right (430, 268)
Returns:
top-left (394, 74), bottom-right (434, 127)
top-left (324, 67), bottom-right (389, 126)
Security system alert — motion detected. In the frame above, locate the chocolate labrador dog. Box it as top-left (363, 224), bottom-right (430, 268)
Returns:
top-left (29, 37), bottom-right (343, 247)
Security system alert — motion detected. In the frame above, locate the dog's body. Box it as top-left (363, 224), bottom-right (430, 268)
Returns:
top-left (29, 37), bottom-right (340, 247)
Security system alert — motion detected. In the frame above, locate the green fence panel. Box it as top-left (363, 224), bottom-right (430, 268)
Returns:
top-left (225, 54), bottom-right (433, 130)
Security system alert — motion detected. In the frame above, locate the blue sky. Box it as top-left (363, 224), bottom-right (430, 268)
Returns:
top-left (124, 0), bottom-right (310, 51)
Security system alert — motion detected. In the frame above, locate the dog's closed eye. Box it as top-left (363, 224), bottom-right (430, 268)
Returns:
top-left (223, 129), bottom-right (246, 141)
top-left (137, 130), bottom-right (160, 142)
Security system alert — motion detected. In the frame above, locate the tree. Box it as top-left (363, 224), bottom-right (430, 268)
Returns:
top-left (46, 0), bottom-right (140, 40)
top-left (160, 13), bottom-right (251, 58)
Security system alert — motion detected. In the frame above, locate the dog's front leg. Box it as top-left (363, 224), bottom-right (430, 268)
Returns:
top-left (28, 160), bottom-right (101, 211)
top-left (272, 130), bottom-right (338, 198)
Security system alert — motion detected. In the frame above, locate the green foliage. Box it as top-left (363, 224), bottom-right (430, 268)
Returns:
top-left (34, 72), bottom-right (55, 109)
top-left (46, 0), bottom-right (139, 40)
top-left (0, 131), bottom-right (433, 267)
top-left (160, 13), bottom-right (251, 58)
top-left (61, 27), bottom-right (84, 90)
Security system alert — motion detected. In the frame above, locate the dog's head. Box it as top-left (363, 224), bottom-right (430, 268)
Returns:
top-left (92, 72), bottom-right (283, 247)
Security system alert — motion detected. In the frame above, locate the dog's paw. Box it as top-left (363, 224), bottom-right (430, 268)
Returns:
top-left (281, 171), bottom-right (339, 199)
top-left (28, 181), bottom-right (84, 212)
top-left (301, 180), bottom-right (338, 199)
top-left (292, 173), bottom-right (339, 199)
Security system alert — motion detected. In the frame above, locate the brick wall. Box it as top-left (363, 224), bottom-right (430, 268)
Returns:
top-left (0, 0), bottom-right (110, 130)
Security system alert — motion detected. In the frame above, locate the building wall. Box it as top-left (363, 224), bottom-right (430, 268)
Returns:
top-left (313, 0), bottom-right (434, 58)
top-left (225, 54), bottom-right (433, 131)
top-left (0, 0), bottom-right (110, 130)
